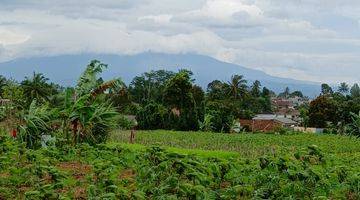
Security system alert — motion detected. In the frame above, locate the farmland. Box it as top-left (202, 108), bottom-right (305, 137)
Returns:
top-left (1, 129), bottom-right (360, 199)
top-left (110, 130), bottom-right (360, 158)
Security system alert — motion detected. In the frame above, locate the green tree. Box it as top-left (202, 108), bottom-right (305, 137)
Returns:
top-left (226, 75), bottom-right (247, 99)
top-left (250, 80), bottom-right (261, 97)
top-left (308, 96), bottom-right (337, 128)
top-left (350, 83), bottom-right (360, 98)
top-left (207, 80), bottom-right (226, 101)
top-left (129, 70), bottom-right (174, 104)
top-left (21, 72), bottom-right (53, 105)
top-left (321, 83), bottom-right (333, 95)
top-left (261, 87), bottom-right (273, 97)
top-left (136, 102), bottom-right (167, 129)
top-left (163, 70), bottom-right (199, 130)
top-left (290, 91), bottom-right (304, 98)
top-left (299, 107), bottom-right (309, 128)
top-left (279, 87), bottom-right (290, 98)
top-left (2, 80), bottom-right (25, 107)
top-left (191, 85), bottom-right (205, 120)
top-left (204, 101), bottom-right (235, 133)
top-left (163, 70), bottom-right (194, 109)
top-left (338, 82), bottom-right (349, 94)
top-left (0, 75), bottom-right (7, 97)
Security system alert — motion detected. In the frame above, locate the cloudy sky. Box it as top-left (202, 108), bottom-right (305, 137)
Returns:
top-left (1, 0), bottom-right (360, 83)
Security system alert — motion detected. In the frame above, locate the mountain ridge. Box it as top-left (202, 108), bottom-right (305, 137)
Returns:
top-left (0, 52), bottom-right (320, 97)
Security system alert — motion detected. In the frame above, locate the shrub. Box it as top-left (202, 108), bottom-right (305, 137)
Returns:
top-left (136, 102), bottom-right (167, 130)
top-left (18, 100), bottom-right (52, 149)
top-left (117, 115), bottom-right (137, 130)
top-left (205, 101), bottom-right (235, 133)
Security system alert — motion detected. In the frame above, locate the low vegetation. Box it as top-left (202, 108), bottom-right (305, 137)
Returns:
top-left (1, 130), bottom-right (360, 199)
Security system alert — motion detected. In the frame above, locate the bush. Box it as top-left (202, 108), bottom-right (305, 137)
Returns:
top-left (136, 102), bottom-right (167, 130)
top-left (116, 115), bottom-right (137, 130)
top-left (18, 100), bottom-right (53, 149)
top-left (204, 101), bottom-right (235, 132)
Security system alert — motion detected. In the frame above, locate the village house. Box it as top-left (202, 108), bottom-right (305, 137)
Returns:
top-left (271, 97), bottom-right (307, 122)
top-left (239, 114), bottom-right (298, 132)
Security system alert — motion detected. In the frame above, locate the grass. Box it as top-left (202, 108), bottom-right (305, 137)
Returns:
top-left (110, 129), bottom-right (360, 158)
top-left (107, 142), bottom-right (240, 159)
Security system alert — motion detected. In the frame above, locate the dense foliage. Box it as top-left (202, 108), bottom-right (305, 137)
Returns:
top-left (0, 132), bottom-right (359, 199)
top-left (305, 83), bottom-right (360, 134)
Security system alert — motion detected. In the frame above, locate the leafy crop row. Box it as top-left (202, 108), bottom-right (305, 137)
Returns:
top-left (0, 134), bottom-right (359, 199)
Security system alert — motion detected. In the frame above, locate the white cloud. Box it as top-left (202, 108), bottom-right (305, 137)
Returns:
top-left (0, 29), bottom-right (30, 45)
top-left (138, 15), bottom-right (172, 24)
top-left (0, 0), bottom-right (360, 83)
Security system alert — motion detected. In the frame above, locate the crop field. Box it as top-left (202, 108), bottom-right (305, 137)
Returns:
top-left (110, 130), bottom-right (360, 158)
top-left (1, 130), bottom-right (360, 199)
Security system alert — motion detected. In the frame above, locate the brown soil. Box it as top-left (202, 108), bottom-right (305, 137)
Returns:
top-left (119, 169), bottom-right (136, 180)
top-left (57, 161), bottom-right (92, 181)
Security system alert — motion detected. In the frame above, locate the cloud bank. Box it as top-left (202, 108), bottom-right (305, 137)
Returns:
top-left (0, 0), bottom-right (360, 83)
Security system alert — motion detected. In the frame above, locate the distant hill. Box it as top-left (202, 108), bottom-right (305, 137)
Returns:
top-left (0, 53), bottom-right (320, 97)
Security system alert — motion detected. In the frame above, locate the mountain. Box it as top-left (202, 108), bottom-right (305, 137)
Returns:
top-left (0, 52), bottom-right (320, 97)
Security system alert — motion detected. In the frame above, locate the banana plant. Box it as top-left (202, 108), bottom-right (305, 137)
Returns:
top-left (18, 100), bottom-right (52, 148)
top-left (61, 60), bottom-right (122, 145)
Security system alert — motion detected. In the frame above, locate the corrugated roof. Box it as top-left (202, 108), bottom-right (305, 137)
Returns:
top-left (252, 114), bottom-right (297, 125)
top-left (274, 117), bottom-right (297, 124)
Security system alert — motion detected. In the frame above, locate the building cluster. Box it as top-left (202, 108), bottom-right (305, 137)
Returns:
top-left (239, 96), bottom-right (315, 133)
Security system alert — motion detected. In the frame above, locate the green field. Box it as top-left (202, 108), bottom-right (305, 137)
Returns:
top-left (1, 130), bottom-right (360, 199)
top-left (110, 130), bottom-right (360, 158)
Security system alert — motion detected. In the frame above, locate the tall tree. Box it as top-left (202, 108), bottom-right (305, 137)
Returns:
top-left (338, 82), bottom-right (349, 94)
top-left (207, 80), bottom-right (226, 101)
top-left (321, 83), bottom-right (333, 95)
top-left (350, 83), bottom-right (360, 98)
top-left (250, 80), bottom-right (261, 97)
top-left (226, 75), bottom-right (247, 99)
top-left (163, 70), bottom-right (194, 109)
top-left (279, 87), bottom-right (290, 98)
top-left (308, 96), bottom-right (337, 128)
top-left (21, 72), bottom-right (52, 105)
top-left (163, 70), bottom-right (198, 130)
top-left (129, 70), bottom-right (174, 104)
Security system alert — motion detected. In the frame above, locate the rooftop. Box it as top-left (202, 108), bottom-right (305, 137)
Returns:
top-left (252, 114), bottom-right (298, 125)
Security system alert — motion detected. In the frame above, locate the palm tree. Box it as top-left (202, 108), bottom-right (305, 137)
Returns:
top-left (21, 72), bottom-right (51, 104)
top-left (338, 82), bottom-right (349, 94)
top-left (226, 75), bottom-right (247, 99)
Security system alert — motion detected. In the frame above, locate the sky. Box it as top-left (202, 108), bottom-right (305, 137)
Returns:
top-left (0, 0), bottom-right (360, 84)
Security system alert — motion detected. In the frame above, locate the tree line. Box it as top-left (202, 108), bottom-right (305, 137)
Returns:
top-left (0, 60), bottom-right (276, 137)
top-left (1, 60), bottom-right (360, 141)
top-left (303, 82), bottom-right (360, 136)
